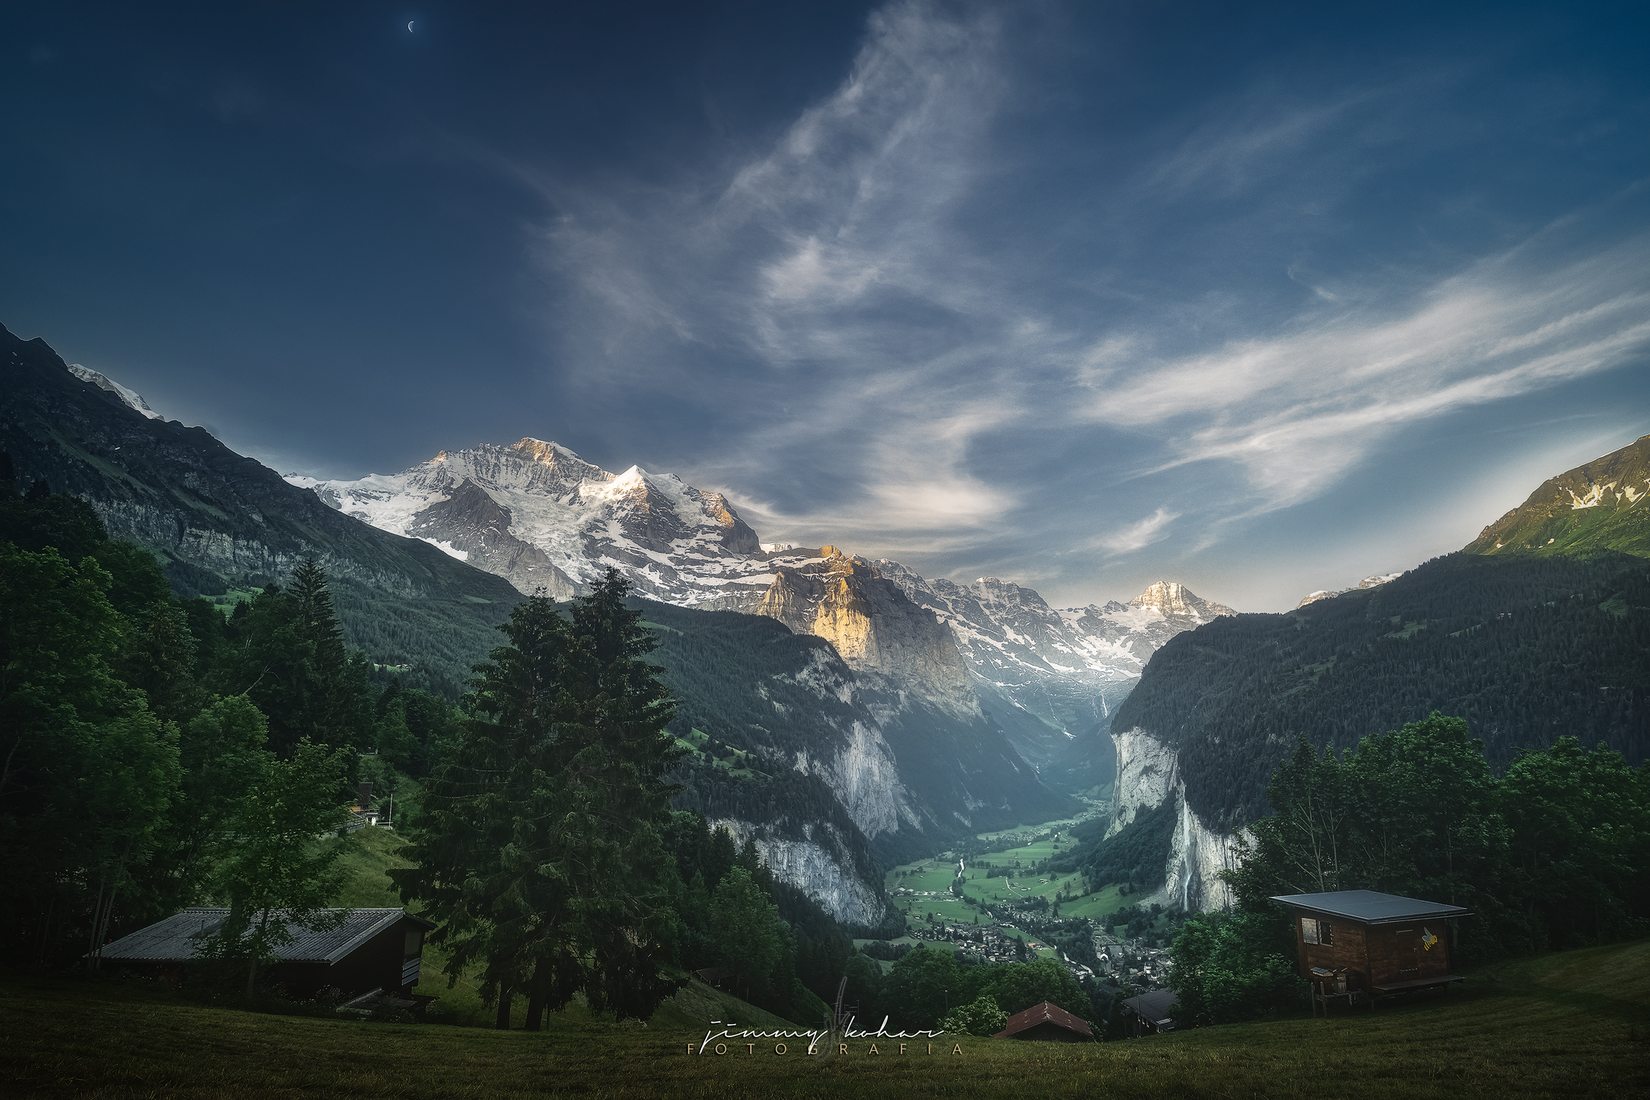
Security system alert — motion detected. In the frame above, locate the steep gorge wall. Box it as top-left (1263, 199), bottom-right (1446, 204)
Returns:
top-left (1108, 726), bottom-right (1245, 911)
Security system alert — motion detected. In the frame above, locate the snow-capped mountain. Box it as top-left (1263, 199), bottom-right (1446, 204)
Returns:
top-left (294, 438), bottom-right (766, 602)
top-left (67, 364), bottom-right (161, 419)
top-left (1297, 572), bottom-right (1404, 608)
top-left (298, 440), bottom-right (981, 707)
top-left (295, 439), bottom-right (1235, 764)
top-left (876, 565), bottom-right (1235, 769)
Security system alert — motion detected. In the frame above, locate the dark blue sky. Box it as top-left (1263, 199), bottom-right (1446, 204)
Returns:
top-left (5, 1), bottom-right (1649, 609)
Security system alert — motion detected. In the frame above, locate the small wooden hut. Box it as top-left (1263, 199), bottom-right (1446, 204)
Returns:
top-left (96, 907), bottom-right (434, 1003)
top-left (1270, 890), bottom-right (1469, 1011)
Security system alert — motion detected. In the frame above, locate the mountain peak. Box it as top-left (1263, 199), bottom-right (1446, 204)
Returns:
top-left (1130, 580), bottom-right (1233, 619)
top-left (1131, 580), bottom-right (1191, 612)
top-left (1468, 433), bottom-right (1650, 559)
top-left (510, 437), bottom-right (586, 466)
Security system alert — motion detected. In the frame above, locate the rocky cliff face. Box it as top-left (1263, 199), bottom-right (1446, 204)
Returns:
top-left (1108, 727), bottom-right (1243, 911)
top-left (709, 819), bottom-right (887, 928)
top-left (760, 548), bottom-right (976, 710)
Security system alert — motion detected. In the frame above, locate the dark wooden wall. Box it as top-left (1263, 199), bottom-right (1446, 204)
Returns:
top-left (1365, 924), bottom-right (1453, 988)
top-left (1293, 916), bottom-right (1370, 987)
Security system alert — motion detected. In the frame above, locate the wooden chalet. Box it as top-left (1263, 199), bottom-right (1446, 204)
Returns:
top-left (1119, 989), bottom-right (1178, 1036)
top-left (96, 907), bottom-right (434, 1005)
top-left (1270, 890), bottom-right (1470, 1011)
top-left (993, 1000), bottom-right (1095, 1042)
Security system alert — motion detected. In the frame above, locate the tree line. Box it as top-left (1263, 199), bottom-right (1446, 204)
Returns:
top-left (0, 478), bottom-right (852, 1026)
top-left (1117, 552), bottom-right (1650, 831)
top-left (1168, 713), bottom-right (1650, 1026)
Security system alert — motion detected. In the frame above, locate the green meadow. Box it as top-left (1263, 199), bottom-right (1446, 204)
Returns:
top-left (884, 816), bottom-right (1127, 942)
top-left (6, 940), bottom-right (1646, 1098)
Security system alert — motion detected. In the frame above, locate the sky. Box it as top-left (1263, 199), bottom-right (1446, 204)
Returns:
top-left (4, 0), bottom-right (1649, 611)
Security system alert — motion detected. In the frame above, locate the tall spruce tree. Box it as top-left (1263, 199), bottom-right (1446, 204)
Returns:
top-left (397, 569), bottom-right (685, 1028)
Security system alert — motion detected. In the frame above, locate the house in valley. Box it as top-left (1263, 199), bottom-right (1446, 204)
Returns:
top-left (1270, 890), bottom-right (1470, 1012)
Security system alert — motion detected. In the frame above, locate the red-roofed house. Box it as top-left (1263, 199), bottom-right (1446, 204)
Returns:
top-left (992, 1000), bottom-right (1095, 1042)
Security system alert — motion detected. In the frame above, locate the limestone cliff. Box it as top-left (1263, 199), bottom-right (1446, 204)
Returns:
top-left (1109, 726), bottom-right (1244, 911)
top-left (756, 548), bottom-right (976, 712)
top-left (710, 818), bottom-right (887, 928)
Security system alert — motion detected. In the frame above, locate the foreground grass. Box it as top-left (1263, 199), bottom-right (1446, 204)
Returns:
top-left (5, 941), bottom-right (1648, 1098)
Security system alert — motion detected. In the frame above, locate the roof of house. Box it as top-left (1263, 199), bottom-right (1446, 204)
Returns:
top-left (96, 908), bottom-right (433, 964)
top-left (1121, 989), bottom-right (1179, 1025)
top-left (993, 1000), bottom-right (1095, 1039)
top-left (1269, 890), bottom-right (1471, 925)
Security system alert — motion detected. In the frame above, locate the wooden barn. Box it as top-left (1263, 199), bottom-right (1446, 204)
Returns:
top-left (96, 907), bottom-right (433, 1004)
top-left (1270, 890), bottom-right (1470, 1011)
top-left (993, 1000), bottom-right (1095, 1042)
top-left (1120, 989), bottom-right (1179, 1036)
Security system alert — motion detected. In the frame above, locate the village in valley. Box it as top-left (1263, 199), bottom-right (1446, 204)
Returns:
top-left (864, 808), bottom-right (1181, 1015)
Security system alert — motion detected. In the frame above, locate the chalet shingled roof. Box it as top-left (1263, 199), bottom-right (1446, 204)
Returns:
top-left (993, 1000), bottom-right (1095, 1039)
top-left (1269, 890), bottom-right (1470, 925)
top-left (1121, 989), bottom-right (1179, 1026)
top-left (96, 908), bottom-right (433, 965)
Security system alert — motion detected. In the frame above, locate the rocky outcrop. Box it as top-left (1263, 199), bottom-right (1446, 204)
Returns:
top-left (784, 649), bottom-right (925, 841)
top-left (760, 549), bottom-right (975, 710)
top-left (1109, 726), bottom-right (1243, 911)
top-left (408, 479), bottom-right (579, 598)
top-left (710, 819), bottom-right (887, 927)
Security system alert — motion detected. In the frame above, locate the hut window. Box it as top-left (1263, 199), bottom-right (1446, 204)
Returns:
top-left (1301, 917), bottom-right (1333, 946)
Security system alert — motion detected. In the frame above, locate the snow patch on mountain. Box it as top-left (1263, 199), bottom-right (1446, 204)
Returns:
top-left (1568, 480), bottom-right (1649, 509)
top-left (68, 365), bottom-right (161, 420)
top-left (1297, 572), bottom-right (1404, 608)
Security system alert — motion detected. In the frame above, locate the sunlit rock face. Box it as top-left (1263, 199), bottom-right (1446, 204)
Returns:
top-left (759, 549), bottom-right (976, 710)
top-left (1108, 726), bottom-right (1243, 912)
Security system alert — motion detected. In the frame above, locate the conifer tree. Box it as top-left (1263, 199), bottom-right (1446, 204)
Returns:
top-left (397, 569), bottom-right (685, 1028)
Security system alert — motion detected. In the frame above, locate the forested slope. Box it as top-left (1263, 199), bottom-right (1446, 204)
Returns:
top-left (1114, 551), bottom-right (1650, 829)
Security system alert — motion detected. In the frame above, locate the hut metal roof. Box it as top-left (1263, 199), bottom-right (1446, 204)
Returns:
top-left (993, 1000), bottom-right (1094, 1039)
top-left (1269, 890), bottom-right (1470, 924)
top-left (96, 908), bottom-right (432, 964)
top-left (1121, 989), bottom-right (1179, 1025)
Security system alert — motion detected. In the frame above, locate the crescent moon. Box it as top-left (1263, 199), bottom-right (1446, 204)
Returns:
top-left (406, 20), bottom-right (416, 32)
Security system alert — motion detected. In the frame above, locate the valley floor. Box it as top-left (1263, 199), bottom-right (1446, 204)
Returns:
top-left (5, 940), bottom-right (1647, 1098)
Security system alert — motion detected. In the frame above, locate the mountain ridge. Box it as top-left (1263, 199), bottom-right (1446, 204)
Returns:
top-left (1468, 434), bottom-right (1650, 558)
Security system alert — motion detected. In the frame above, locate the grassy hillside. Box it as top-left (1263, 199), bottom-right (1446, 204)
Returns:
top-left (5, 940), bottom-right (1647, 1097)
top-left (1469, 433), bottom-right (1650, 558)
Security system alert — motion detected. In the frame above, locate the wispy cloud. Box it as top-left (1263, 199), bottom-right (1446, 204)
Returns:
top-left (1093, 507), bottom-right (1179, 555)
top-left (1085, 233), bottom-right (1650, 510)
top-left (531, 0), bottom-right (1043, 557)
top-left (499, 0), bottom-right (1650, 607)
